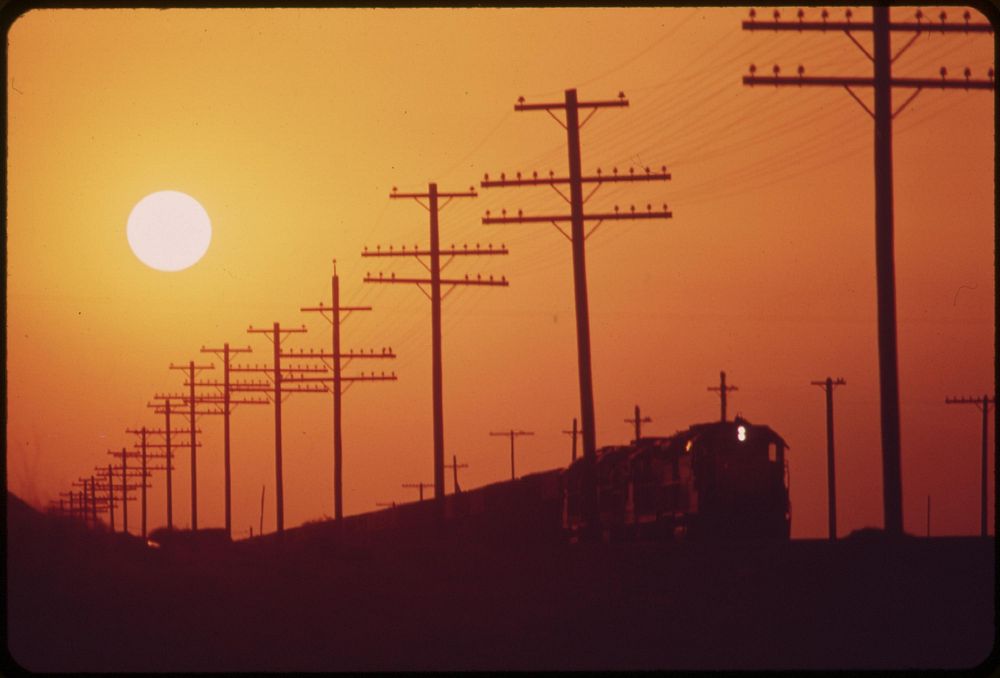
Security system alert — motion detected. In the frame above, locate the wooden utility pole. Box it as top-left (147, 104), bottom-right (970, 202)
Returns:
top-left (193, 343), bottom-right (268, 538)
top-left (742, 6), bottom-right (994, 536)
top-left (562, 417), bottom-right (583, 463)
top-left (444, 455), bottom-right (468, 494)
top-left (402, 482), bottom-right (433, 502)
top-left (243, 322), bottom-right (327, 533)
top-left (708, 371), bottom-right (738, 422)
top-left (625, 405), bottom-right (652, 442)
top-left (489, 430), bottom-right (535, 480)
top-left (298, 261), bottom-right (397, 521)
top-left (811, 377), bottom-right (847, 540)
top-left (168, 360), bottom-right (215, 531)
top-left (125, 426), bottom-right (174, 538)
top-left (945, 394), bottom-right (995, 536)
top-left (364, 184), bottom-right (508, 509)
top-left (147, 395), bottom-right (197, 530)
top-left (481, 88), bottom-right (671, 536)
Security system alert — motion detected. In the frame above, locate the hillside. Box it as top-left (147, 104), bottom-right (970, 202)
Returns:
top-left (5, 492), bottom-right (996, 671)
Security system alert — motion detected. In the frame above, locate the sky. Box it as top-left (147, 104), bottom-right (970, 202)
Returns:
top-left (6, 6), bottom-right (995, 539)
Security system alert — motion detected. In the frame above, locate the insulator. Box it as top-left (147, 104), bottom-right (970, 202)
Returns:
top-left (465, 274), bottom-right (469, 280)
top-left (749, 63), bottom-right (756, 75)
top-left (500, 172), bottom-right (506, 181)
top-left (660, 165), bottom-right (667, 173)
top-left (463, 243), bottom-right (468, 249)
top-left (614, 205), bottom-right (620, 212)
top-left (646, 203), bottom-right (651, 211)
top-left (773, 64), bottom-right (780, 76)
top-left (645, 166), bottom-right (650, 174)
top-left (915, 8), bottom-right (923, 21)
top-left (630, 205), bottom-right (636, 212)
top-left (772, 9), bottom-right (779, 20)
top-left (483, 173), bottom-right (489, 181)
top-left (613, 166), bottom-right (619, 175)
top-left (964, 10), bottom-right (971, 22)
top-left (376, 245), bottom-right (381, 251)
top-left (485, 210), bottom-right (490, 217)
top-left (516, 172), bottom-right (521, 179)
top-left (618, 91), bottom-right (625, 99)
top-left (662, 204), bottom-right (668, 211)
top-left (388, 245), bottom-right (393, 251)
top-left (939, 10), bottom-right (946, 22)
top-left (477, 274), bottom-right (481, 280)
top-left (488, 242), bottom-right (493, 249)
top-left (798, 65), bottom-right (805, 76)
top-left (964, 67), bottom-right (971, 78)
top-left (629, 167), bottom-right (635, 175)
top-left (518, 209), bottom-right (523, 217)
top-left (940, 66), bottom-right (947, 78)
top-left (532, 171), bottom-right (538, 179)
top-left (749, 8), bottom-right (755, 20)
top-left (845, 8), bottom-right (852, 20)
top-left (797, 8), bottom-right (804, 20)
top-left (489, 275), bottom-right (494, 281)
top-left (549, 170), bottom-right (554, 178)
top-left (517, 96), bottom-right (525, 104)
top-left (821, 8), bottom-right (828, 20)
top-left (468, 186), bottom-right (474, 193)
top-left (989, 68), bottom-right (995, 81)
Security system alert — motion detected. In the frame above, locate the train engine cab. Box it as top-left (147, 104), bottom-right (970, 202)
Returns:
top-left (686, 417), bottom-right (790, 539)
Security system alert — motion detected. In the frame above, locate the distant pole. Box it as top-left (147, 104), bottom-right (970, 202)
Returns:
top-left (444, 455), bottom-right (468, 494)
top-left (140, 428), bottom-right (148, 538)
top-left (812, 377), bottom-right (846, 540)
top-left (490, 430), bottom-right (534, 480)
top-left (945, 393), bottom-right (995, 537)
top-left (90, 476), bottom-right (98, 525)
top-left (625, 404), bottom-right (652, 442)
top-left (926, 495), bottom-right (931, 538)
top-left (402, 482), bottom-right (433, 501)
top-left (708, 371), bottom-right (738, 422)
top-left (106, 464), bottom-right (116, 533)
top-left (562, 418), bottom-right (582, 463)
top-left (259, 485), bottom-right (265, 536)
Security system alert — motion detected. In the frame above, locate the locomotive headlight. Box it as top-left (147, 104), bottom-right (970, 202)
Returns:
top-left (737, 425), bottom-right (747, 442)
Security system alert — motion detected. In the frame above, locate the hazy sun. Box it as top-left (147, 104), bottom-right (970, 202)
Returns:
top-left (127, 191), bottom-right (212, 271)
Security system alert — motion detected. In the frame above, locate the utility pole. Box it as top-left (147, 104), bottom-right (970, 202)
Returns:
top-left (444, 455), bottom-right (468, 494)
top-left (147, 395), bottom-right (199, 530)
top-left (481, 88), bottom-right (671, 536)
top-left (243, 322), bottom-right (327, 533)
top-left (811, 377), bottom-right (847, 540)
top-left (945, 394), bottom-right (995, 537)
top-left (125, 426), bottom-right (174, 538)
top-left (106, 447), bottom-right (148, 535)
top-left (169, 360), bottom-right (215, 531)
top-left (402, 482), bottom-right (433, 502)
top-left (298, 261), bottom-right (397, 521)
top-left (490, 430), bottom-right (535, 480)
top-left (625, 405), bottom-right (652, 442)
top-left (562, 417), bottom-right (583, 463)
top-left (742, 6), bottom-right (994, 537)
top-left (191, 344), bottom-right (268, 538)
top-left (94, 465), bottom-right (117, 532)
top-left (708, 371), bottom-right (738, 422)
top-left (58, 491), bottom-right (78, 522)
top-left (363, 183), bottom-right (508, 510)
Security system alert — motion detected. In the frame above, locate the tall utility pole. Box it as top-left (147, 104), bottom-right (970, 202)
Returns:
top-left (298, 261), bottom-right (397, 521)
top-left (742, 7), bottom-right (994, 536)
top-left (363, 184), bottom-right (509, 509)
top-left (562, 418), bottom-right (583, 463)
top-left (94, 465), bottom-right (117, 532)
top-left (106, 446), bottom-right (150, 535)
top-left (169, 360), bottom-right (215, 531)
top-left (243, 322), bottom-right (327, 533)
top-left (490, 429), bottom-right (535, 480)
top-left (190, 344), bottom-right (268, 538)
top-left (708, 371), bottom-right (738, 422)
top-left (481, 88), bottom-right (671, 536)
top-left (811, 377), bottom-right (847, 540)
top-left (125, 426), bottom-right (174, 538)
top-left (625, 405), bottom-right (652, 442)
top-left (147, 395), bottom-right (199, 530)
top-left (402, 482), bottom-right (433, 502)
top-left (945, 394), bottom-right (995, 537)
top-left (444, 455), bottom-right (468, 494)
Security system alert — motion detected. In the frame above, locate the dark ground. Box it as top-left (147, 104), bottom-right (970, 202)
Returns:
top-left (6, 493), bottom-right (997, 672)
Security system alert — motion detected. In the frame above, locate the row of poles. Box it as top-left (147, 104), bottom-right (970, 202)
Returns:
top-left (50, 8), bottom-right (995, 537)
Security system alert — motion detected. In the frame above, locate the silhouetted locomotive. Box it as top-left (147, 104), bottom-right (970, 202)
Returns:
top-left (282, 416), bottom-right (790, 546)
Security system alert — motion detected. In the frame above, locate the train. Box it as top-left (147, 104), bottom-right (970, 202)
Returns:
top-left (270, 415), bottom-right (790, 548)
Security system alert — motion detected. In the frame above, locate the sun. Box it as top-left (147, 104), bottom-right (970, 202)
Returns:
top-left (127, 191), bottom-right (212, 272)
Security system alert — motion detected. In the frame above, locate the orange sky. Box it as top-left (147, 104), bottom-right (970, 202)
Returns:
top-left (7, 7), bottom-right (995, 539)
